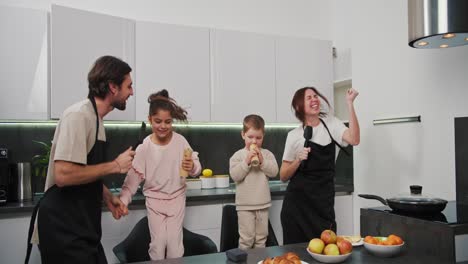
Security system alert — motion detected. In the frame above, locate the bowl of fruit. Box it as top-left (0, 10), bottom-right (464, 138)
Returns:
top-left (363, 235), bottom-right (404, 257)
top-left (306, 230), bottom-right (352, 263)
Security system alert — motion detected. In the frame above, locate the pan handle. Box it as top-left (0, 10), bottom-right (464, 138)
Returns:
top-left (358, 194), bottom-right (388, 206)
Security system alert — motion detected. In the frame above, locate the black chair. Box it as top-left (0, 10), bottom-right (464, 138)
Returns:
top-left (219, 204), bottom-right (279, 252)
top-left (112, 216), bottom-right (218, 263)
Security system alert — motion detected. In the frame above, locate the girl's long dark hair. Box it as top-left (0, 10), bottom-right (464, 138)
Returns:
top-left (147, 89), bottom-right (188, 121)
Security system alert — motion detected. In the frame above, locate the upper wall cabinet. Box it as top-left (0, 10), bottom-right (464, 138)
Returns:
top-left (135, 22), bottom-right (210, 122)
top-left (0, 6), bottom-right (48, 120)
top-left (210, 29), bottom-right (276, 123)
top-left (275, 36), bottom-right (333, 123)
top-left (50, 5), bottom-right (135, 120)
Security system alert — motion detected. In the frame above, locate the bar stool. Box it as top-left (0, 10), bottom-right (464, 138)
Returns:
top-left (219, 204), bottom-right (279, 252)
top-left (113, 216), bottom-right (218, 263)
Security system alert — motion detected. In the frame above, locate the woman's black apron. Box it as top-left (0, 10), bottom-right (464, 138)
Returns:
top-left (25, 97), bottom-right (107, 264)
top-left (281, 119), bottom-right (347, 244)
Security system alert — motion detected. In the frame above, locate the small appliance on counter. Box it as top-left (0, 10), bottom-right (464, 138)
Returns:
top-left (0, 148), bottom-right (9, 205)
top-left (9, 162), bottom-right (32, 202)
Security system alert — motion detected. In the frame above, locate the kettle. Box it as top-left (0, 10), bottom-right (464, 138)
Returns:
top-left (9, 162), bottom-right (32, 202)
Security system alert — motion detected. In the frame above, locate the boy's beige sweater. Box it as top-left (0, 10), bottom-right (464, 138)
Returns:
top-left (229, 148), bottom-right (279, 211)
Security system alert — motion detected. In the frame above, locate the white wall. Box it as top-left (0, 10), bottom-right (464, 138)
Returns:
top-left (350, 0), bottom-right (468, 233)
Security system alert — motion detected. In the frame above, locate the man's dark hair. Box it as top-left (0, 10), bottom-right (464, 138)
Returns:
top-left (88, 55), bottom-right (132, 99)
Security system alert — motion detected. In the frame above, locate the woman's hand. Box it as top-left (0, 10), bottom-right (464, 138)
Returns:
top-left (295, 147), bottom-right (310, 162)
top-left (346, 88), bottom-right (359, 104)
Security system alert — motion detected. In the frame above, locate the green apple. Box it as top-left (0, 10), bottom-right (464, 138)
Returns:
top-left (323, 243), bottom-right (340, 256)
top-left (308, 238), bottom-right (325, 254)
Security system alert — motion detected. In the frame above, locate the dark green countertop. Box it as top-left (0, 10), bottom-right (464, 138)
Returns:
top-left (0, 181), bottom-right (353, 216)
top-left (135, 242), bottom-right (462, 264)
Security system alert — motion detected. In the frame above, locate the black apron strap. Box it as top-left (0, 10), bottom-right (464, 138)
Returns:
top-left (320, 118), bottom-right (349, 156)
top-left (25, 184), bottom-right (58, 264)
top-left (25, 199), bottom-right (41, 264)
top-left (89, 97), bottom-right (100, 140)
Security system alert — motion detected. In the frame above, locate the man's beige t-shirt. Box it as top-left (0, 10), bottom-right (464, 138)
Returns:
top-left (44, 99), bottom-right (106, 191)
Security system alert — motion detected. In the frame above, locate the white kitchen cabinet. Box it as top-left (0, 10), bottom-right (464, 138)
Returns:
top-left (50, 5), bottom-right (135, 120)
top-left (269, 198), bottom-right (285, 245)
top-left (275, 36), bottom-right (333, 123)
top-left (210, 29), bottom-right (276, 123)
top-left (184, 203), bottom-right (223, 250)
top-left (335, 194), bottom-right (353, 235)
top-left (135, 22), bottom-right (210, 122)
top-left (0, 6), bottom-right (48, 120)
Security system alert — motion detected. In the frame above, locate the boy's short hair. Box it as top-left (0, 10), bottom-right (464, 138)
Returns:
top-left (243, 114), bottom-right (265, 133)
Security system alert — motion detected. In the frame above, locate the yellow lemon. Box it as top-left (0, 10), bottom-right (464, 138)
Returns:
top-left (202, 169), bottom-right (213, 177)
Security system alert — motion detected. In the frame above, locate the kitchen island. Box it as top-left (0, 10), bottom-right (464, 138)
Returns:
top-left (135, 242), bottom-right (468, 264)
top-left (361, 201), bottom-right (468, 263)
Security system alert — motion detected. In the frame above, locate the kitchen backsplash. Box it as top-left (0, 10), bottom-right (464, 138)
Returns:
top-left (0, 122), bottom-right (353, 193)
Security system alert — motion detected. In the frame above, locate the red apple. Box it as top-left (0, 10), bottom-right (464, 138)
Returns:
top-left (308, 238), bottom-right (325, 254)
top-left (337, 239), bottom-right (353, 254)
top-left (320, 230), bottom-right (337, 245)
top-left (323, 243), bottom-right (340, 255)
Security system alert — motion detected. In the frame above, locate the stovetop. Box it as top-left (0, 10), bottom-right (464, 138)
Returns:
top-left (368, 201), bottom-right (468, 225)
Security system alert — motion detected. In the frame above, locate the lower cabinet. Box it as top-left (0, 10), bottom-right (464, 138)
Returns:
top-left (0, 194), bottom-right (352, 264)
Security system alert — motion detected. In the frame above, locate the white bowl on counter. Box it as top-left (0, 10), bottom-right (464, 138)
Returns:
top-left (186, 178), bottom-right (202, 190)
top-left (200, 176), bottom-right (216, 189)
top-left (214, 175), bottom-right (230, 188)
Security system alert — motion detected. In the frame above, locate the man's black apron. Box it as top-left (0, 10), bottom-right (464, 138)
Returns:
top-left (25, 97), bottom-right (107, 264)
top-left (281, 119), bottom-right (347, 244)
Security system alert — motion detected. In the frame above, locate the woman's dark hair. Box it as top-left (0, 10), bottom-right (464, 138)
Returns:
top-left (147, 89), bottom-right (188, 122)
top-left (291, 86), bottom-right (330, 122)
top-left (243, 114), bottom-right (265, 133)
top-left (87, 55), bottom-right (132, 99)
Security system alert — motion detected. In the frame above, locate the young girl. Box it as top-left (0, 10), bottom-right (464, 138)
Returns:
top-left (119, 89), bottom-right (201, 260)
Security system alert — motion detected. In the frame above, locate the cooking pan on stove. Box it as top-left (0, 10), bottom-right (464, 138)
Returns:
top-left (359, 185), bottom-right (447, 215)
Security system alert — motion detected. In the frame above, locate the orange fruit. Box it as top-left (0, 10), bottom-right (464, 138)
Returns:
top-left (364, 236), bottom-right (379, 245)
top-left (388, 234), bottom-right (403, 245)
top-left (382, 239), bottom-right (393, 246)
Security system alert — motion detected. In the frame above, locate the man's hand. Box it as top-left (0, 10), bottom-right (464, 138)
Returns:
top-left (105, 195), bottom-right (129, 220)
top-left (114, 147), bottom-right (136, 174)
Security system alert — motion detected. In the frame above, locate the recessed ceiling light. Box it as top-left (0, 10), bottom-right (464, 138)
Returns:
top-left (465, 37), bottom-right (468, 41)
top-left (440, 44), bottom-right (449, 48)
top-left (417, 41), bottom-right (428, 46)
top-left (442, 33), bottom-right (456, 39)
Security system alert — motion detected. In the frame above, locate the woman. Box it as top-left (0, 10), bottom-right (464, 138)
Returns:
top-left (280, 86), bottom-right (360, 244)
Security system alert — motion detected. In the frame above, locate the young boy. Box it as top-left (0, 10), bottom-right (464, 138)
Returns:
top-left (229, 114), bottom-right (279, 250)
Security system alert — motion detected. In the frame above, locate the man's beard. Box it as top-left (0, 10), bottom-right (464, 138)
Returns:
top-left (112, 99), bottom-right (126, 111)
